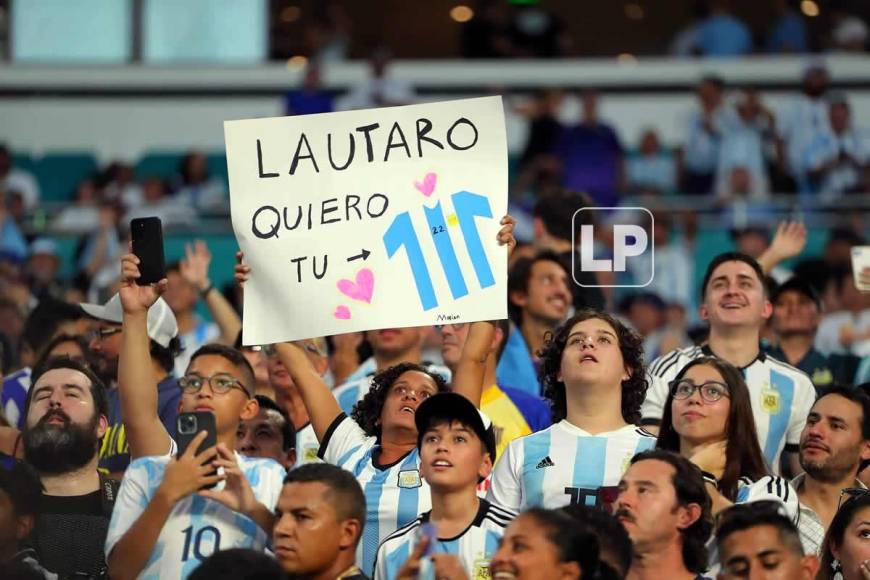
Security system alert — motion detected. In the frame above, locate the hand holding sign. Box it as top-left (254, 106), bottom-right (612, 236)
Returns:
top-left (225, 97), bottom-right (508, 345)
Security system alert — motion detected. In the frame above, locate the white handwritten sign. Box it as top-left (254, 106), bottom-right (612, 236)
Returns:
top-left (225, 96), bottom-right (508, 345)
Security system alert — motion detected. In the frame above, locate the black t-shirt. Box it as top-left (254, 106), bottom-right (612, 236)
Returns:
top-left (32, 490), bottom-right (110, 580)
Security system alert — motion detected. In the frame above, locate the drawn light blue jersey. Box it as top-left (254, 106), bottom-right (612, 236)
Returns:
top-left (373, 499), bottom-right (515, 580)
top-left (642, 345), bottom-right (816, 472)
top-left (320, 414), bottom-right (432, 576)
top-left (333, 363), bottom-right (452, 416)
top-left (487, 420), bottom-right (657, 511)
top-left (104, 452), bottom-right (285, 580)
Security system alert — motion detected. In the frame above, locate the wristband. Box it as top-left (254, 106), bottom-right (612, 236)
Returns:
top-left (200, 283), bottom-right (215, 298)
top-left (701, 471), bottom-right (719, 488)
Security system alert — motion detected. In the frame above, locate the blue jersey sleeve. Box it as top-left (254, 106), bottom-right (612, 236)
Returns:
top-left (499, 386), bottom-right (552, 433)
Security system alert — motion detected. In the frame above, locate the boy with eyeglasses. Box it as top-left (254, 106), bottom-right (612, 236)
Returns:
top-left (104, 253), bottom-right (285, 579)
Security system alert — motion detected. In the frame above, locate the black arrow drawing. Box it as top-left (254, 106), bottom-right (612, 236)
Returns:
top-left (347, 249), bottom-right (371, 262)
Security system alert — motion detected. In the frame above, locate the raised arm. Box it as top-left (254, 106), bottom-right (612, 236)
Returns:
top-left (234, 253), bottom-right (342, 441)
top-left (757, 221), bottom-right (807, 276)
top-left (180, 240), bottom-right (241, 345)
top-left (118, 253), bottom-right (174, 458)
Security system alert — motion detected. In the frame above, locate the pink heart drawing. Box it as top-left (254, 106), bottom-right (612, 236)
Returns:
top-left (334, 305), bottom-right (351, 320)
top-left (337, 268), bottom-right (375, 304)
top-left (414, 172), bottom-right (437, 197)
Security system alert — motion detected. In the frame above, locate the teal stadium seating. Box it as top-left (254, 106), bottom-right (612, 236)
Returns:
top-left (35, 152), bottom-right (98, 202)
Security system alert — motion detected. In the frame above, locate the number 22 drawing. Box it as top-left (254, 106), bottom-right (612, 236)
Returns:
top-left (383, 190), bottom-right (494, 311)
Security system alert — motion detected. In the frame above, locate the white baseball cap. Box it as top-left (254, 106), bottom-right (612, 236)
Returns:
top-left (80, 293), bottom-right (178, 348)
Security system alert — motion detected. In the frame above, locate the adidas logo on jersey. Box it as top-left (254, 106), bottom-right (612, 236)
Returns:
top-left (536, 456), bottom-right (555, 469)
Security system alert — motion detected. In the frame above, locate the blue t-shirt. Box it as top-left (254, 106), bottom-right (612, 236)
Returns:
top-left (98, 376), bottom-right (180, 474)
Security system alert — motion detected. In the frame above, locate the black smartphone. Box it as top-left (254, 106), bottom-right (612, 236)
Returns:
top-left (130, 217), bottom-right (166, 285)
top-left (176, 411), bottom-right (218, 489)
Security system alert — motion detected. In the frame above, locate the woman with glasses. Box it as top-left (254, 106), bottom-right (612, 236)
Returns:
top-left (819, 490), bottom-right (870, 580)
top-left (657, 356), bottom-right (797, 517)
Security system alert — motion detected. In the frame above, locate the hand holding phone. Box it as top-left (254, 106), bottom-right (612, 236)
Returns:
top-left (131, 217), bottom-right (166, 285)
top-left (176, 412), bottom-right (219, 490)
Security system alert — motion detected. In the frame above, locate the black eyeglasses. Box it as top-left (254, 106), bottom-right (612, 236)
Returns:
top-left (669, 379), bottom-right (730, 403)
top-left (838, 487), bottom-right (870, 510)
top-left (179, 374), bottom-right (250, 397)
top-left (86, 327), bottom-right (122, 342)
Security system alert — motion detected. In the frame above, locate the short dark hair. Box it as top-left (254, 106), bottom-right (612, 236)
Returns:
top-left (507, 250), bottom-right (570, 327)
top-left (350, 362), bottom-right (449, 439)
top-left (533, 189), bottom-right (595, 242)
top-left (188, 548), bottom-right (286, 580)
top-left (815, 385), bottom-right (870, 440)
top-left (254, 395), bottom-right (295, 451)
top-left (629, 450), bottom-right (713, 574)
top-left (26, 356), bottom-right (109, 420)
top-left (20, 297), bottom-right (85, 357)
top-left (151, 336), bottom-right (182, 374)
top-left (699, 252), bottom-right (767, 301)
top-left (188, 344), bottom-right (256, 396)
top-left (821, 492), bottom-right (870, 576)
top-left (0, 460), bottom-right (43, 517)
top-left (538, 310), bottom-right (647, 424)
top-left (717, 501), bottom-right (805, 559)
top-left (282, 463), bottom-right (366, 542)
top-left (519, 508), bottom-right (602, 575)
top-left (560, 504), bottom-right (632, 578)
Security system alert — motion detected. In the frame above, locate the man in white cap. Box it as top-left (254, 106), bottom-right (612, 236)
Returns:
top-left (79, 292), bottom-right (180, 476)
top-left (26, 237), bottom-right (63, 302)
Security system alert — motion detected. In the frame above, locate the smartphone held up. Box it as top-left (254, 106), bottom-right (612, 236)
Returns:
top-left (131, 216), bottom-right (166, 285)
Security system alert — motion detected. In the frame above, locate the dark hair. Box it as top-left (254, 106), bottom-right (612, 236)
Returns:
top-left (188, 344), bottom-right (256, 396)
top-left (700, 74), bottom-right (725, 90)
top-left (19, 298), bottom-right (85, 357)
top-left (0, 459), bottom-right (43, 517)
top-left (657, 357), bottom-right (769, 499)
top-left (507, 250), bottom-right (570, 327)
top-left (538, 310), bottom-right (647, 424)
top-left (630, 450), bottom-right (713, 574)
top-left (520, 508), bottom-right (601, 576)
top-left (26, 356), bottom-right (109, 419)
top-left (815, 385), bottom-right (870, 440)
top-left (532, 189), bottom-right (595, 242)
top-left (559, 504), bottom-right (632, 578)
top-left (699, 252), bottom-right (767, 301)
top-left (282, 463), bottom-right (366, 542)
top-left (494, 318), bottom-right (511, 363)
top-left (351, 362), bottom-right (449, 439)
top-left (820, 493), bottom-right (870, 579)
top-left (188, 548), bottom-right (286, 580)
top-left (151, 336), bottom-right (182, 374)
top-left (38, 333), bottom-right (95, 364)
top-left (254, 395), bottom-right (295, 451)
top-left (717, 501), bottom-right (804, 561)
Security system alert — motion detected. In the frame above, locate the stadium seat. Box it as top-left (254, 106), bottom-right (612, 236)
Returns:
top-left (207, 152), bottom-right (229, 186)
top-left (35, 152), bottom-right (99, 202)
top-left (134, 151), bottom-right (185, 181)
top-left (11, 152), bottom-right (36, 174)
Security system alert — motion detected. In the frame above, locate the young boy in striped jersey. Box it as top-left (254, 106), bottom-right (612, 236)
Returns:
top-left (374, 392), bottom-right (515, 580)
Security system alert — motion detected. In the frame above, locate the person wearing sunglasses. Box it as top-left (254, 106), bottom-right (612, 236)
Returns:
top-left (656, 356), bottom-right (798, 519)
top-left (716, 500), bottom-right (819, 580)
top-left (819, 489), bottom-right (870, 580)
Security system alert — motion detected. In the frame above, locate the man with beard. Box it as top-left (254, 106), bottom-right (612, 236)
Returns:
top-left (21, 356), bottom-right (113, 579)
top-left (793, 386), bottom-right (870, 555)
top-left (80, 292), bottom-right (180, 475)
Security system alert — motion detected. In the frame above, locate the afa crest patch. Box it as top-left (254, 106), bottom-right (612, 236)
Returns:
top-left (398, 469), bottom-right (422, 488)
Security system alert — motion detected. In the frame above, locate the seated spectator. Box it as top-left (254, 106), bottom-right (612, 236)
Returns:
top-left (614, 450), bottom-right (713, 580)
top-left (818, 491), bottom-right (870, 580)
top-left (173, 151), bottom-right (227, 214)
top-left (794, 386), bottom-right (870, 556)
top-left (716, 501), bottom-right (819, 579)
top-left (271, 463), bottom-right (369, 579)
top-left (626, 129), bottom-right (677, 195)
top-left (0, 193), bottom-right (28, 262)
top-left (125, 178), bottom-right (196, 230)
top-left (716, 91), bottom-right (771, 200)
top-left (560, 504), bottom-right (633, 579)
top-left (0, 145), bottom-right (40, 211)
top-left (284, 63), bottom-right (334, 116)
top-left (0, 460), bottom-right (55, 580)
top-left (694, 0), bottom-right (753, 57)
top-left (805, 94), bottom-right (868, 203)
top-left (553, 91), bottom-right (624, 207)
top-left (816, 266), bottom-right (870, 359)
top-left (657, 356), bottom-right (798, 516)
top-left (489, 507), bottom-right (600, 580)
top-left (377, 393), bottom-right (511, 579)
top-left (236, 394), bottom-right (296, 470)
top-left (189, 548), bottom-right (287, 580)
top-left (766, 0), bottom-right (809, 53)
top-left (100, 161), bottom-right (143, 209)
top-left (679, 75), bottom-right (737, 195)
top-left (51, 179), bottom-right (102, 234)
top-left (76, 202), bottom-right (125, 303)
top-left (715, 168), bottom-right (772, 224)
top-left (25, 239), bottom-right (64, 303)
top-left (336, 48), bottom-right (415, 111)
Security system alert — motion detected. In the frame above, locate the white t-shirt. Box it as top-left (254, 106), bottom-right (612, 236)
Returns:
top-left (320, 414), bottom-right (432, 576)
top-left (642, 345), bottom-right (816, 473)
top-left (487, 420), bottom-right (657, 511)
top-left (293, 422), bottom-right (322, 466)
top-left (104, 451), bottom-right (285, 580)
